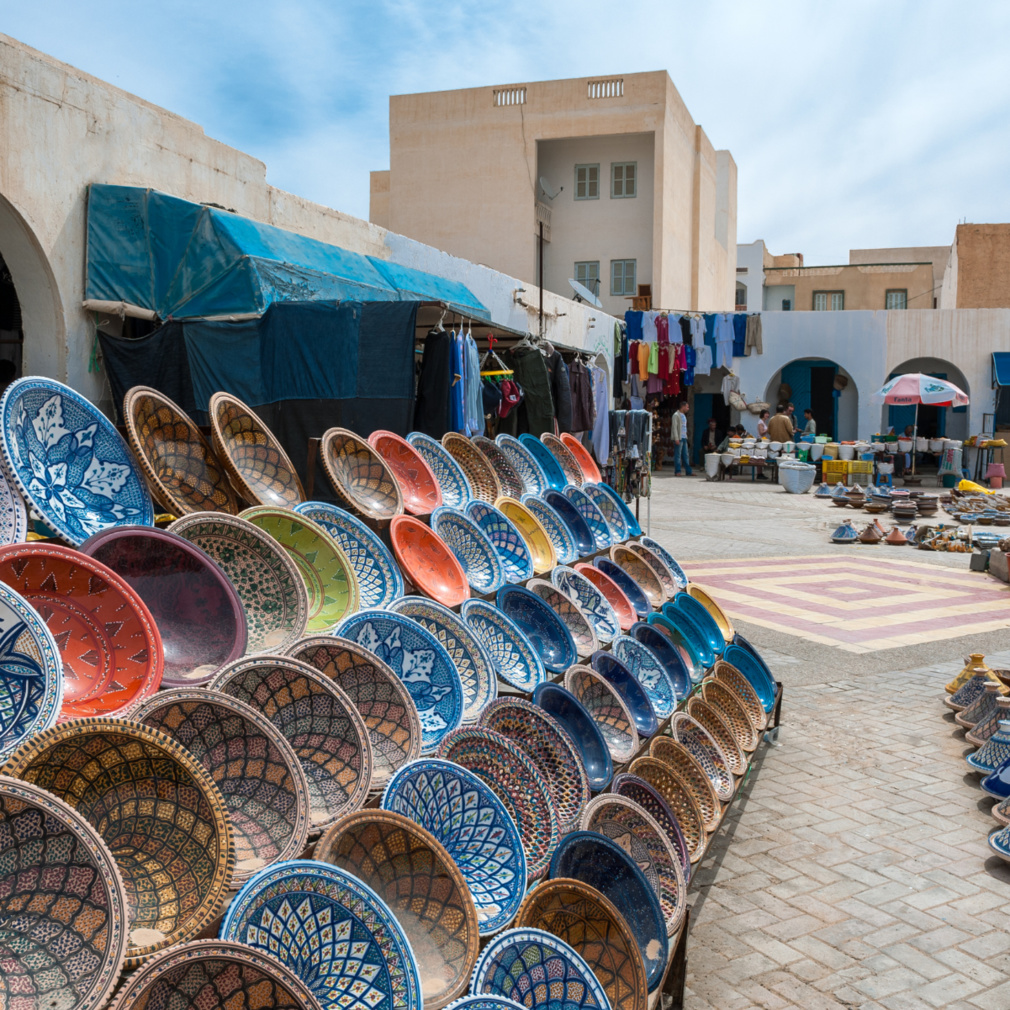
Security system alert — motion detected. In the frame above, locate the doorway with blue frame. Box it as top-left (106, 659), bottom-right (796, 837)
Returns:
top-left (775, 358), bottom-right (840, 439)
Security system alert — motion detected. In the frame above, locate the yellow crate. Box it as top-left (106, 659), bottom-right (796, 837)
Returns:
top-left (822, 460), bottom-right (847, 485)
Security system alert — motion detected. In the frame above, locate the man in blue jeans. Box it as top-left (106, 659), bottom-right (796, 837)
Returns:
top-left (671, 400), bottom-right (692, 475)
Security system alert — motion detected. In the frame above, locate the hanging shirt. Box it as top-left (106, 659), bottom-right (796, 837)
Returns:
top-left (732, 314), bottom-right (747, 357)
top-left (546, 350), bottom-right (573, 433)
top-left (667, 314), bottom-right (682, 343)
top-left (647, 343), bottom-right (659, 375)
top-left (568, 359), bottom-right (595, 432)
top-left (591, 367), bottom-right (610, 468)
top-left (625, 311), bottom-right (643, 343)
top-left (642, 311), bottom-right (659, 343)
top-left (683, 344), bottom-right (696, 386)
top-left (694, 345), bottom-right (713, 376)
top-left (637, 342), bottom-right (650, 381)
top-left (721, 373), bottom-right (740, 402)
top-left (714, 313), bottom-right (735, 369)
top-left (613, 324), bottom-right (627, 389)
top-left (413, 328), bottom-right (452, 438)
top-left (449, 329), bottom-right (466, 432)
top-left (655, 315), bottom-right (669, 344)
top-left (464, 333), bottom-right (483, 436)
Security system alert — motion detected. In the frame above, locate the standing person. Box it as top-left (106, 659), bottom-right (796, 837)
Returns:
top-left (785, 402), bottom-right (798, 431)
top-left (671, 401), bottom-right (692, 476)
top-left (767, 404), bottom-right (794, 443)
top-left (701, 417), bottom-right (722, 455)
top-left (757, 408), bottom-right (770, 438)
top-left (801, 408), bottom-right (817, 436)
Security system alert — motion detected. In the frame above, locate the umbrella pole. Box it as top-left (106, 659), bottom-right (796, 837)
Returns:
top-left (912, 403), bottom-right (918, 476)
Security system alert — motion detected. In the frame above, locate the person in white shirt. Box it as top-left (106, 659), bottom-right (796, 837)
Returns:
top-left (757, 409), bottom-right (770, 438)
top-left (671, 401), bottom-right (692, 476)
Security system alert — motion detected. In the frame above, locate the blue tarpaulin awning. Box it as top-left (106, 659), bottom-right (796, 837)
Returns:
top-left (85, 184), bottom-right (489, 321)
top-left (993, 353), bottom-right (1010, 387)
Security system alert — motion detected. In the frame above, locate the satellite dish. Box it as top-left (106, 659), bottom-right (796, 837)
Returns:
top-left (569, 278), bottom-right (603, 308)
top-left (540, 176), bottom-right (561, 200)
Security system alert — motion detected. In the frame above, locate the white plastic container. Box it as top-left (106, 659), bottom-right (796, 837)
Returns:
top-left (808, 443), bottom-right (824, 462)
top-left (897, 438), bottom-right (912, 452)
top-left (839, 444), bottom-right (855, 460)
top-left (705, 453), bottom-right (721, 477)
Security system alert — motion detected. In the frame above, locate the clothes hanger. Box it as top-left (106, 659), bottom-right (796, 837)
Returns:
top-left (480, 334), bottom-right (513, 378)
top-left (436, 308), bottom-right (447, 332)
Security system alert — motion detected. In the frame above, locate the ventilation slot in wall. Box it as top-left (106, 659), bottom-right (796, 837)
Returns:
top-left (493, 86), bottom-right (527, 107)
top-left (587, 78), bottom-right (624, 99)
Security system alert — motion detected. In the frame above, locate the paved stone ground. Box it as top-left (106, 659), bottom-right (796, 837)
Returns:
top-left (642, 474), bottom-right (1010, 1009)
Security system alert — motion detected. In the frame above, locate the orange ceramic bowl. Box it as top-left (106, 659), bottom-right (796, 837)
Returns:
top-left (369, 431), bottom-right (443, 516)
top-left (561, 433), bottom-right (603, 483)
top-left (390, 515), bottom-right (470, 608)
top-left (574, 562), bottom-right (637, 632)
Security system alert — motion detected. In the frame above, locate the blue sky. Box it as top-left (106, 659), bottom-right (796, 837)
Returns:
top-left (5, 0), bottom-right (1009, 264)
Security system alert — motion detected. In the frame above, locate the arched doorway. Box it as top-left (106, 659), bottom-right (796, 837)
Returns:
top-left (884, 358), bottom-right (970, 442)
top-left (763, 358), bottom-right (859, 440)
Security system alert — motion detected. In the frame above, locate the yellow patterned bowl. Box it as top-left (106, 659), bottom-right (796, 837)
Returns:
top-left (687, 584), bottom-right (735, 643)
top-left (495, 497), bottom-right (557, 575)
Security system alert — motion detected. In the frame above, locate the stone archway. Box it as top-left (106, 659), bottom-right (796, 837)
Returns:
top-left (884, 357), bottom-right (970, 442)
top-left (763, 357), bottom-right (859, 441)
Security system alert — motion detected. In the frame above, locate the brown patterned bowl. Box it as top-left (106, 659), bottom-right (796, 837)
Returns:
top-left (702, 678), bottom-right (760, 753)
top-left (565, 664), bottom-right (639, 764)
top-left (368, 430), bottom-right (443, 516)
top-left (649, 736), bottom-right (722, 832)
top-left (686, 696), bottom-right (747, 776)
top-left (209, 392), bottom-right (305, 508)
top-left (473, 436), bottom-right (525, 499)
top-left (107, 940), bottom-right (324, 1010)
top-left (132, 688), bottom-right (311, 886)
top-left (286, 635), bottom-right (422, 790)
top-left (627, 756), bottom-right (707, 864)
top-left (515, 877), bottom-right (647, 1010)
top-left (209, 655), bottom-right (373, 834)
top-left (495, 497), bottom-right (557, 575)
top-left (671, 711), bottom-right (734, 801)
top-left (712, 660), bottom-right (769, 732)
top-left (389, 515), bottom-right (470, 608)
top-left (3, 718), bottom-right (234, 968)
top-left (441, 433), bottom-right (500, 504)
top-left (624, 542), bottom-right (679, 601)
top-left (541, 433), bottom-right (584, 487)
top-left (315, 810), bottom-right (479, 1010)
top-left (561, 433), bottom-right (603, 483)
top-left (526, 577), bottom-right (599, 659)
top-left (320, 428), bottom-right (404, 522)
top-left (123, 386), bottom-right (242, 515)
top-left (610, 544), bottom-right (665, 609)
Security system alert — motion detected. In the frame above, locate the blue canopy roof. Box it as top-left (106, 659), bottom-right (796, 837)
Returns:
top-left (993, 352), bottom-right (1010, 388)
top-left (85, 184), bottom-right (488, 321)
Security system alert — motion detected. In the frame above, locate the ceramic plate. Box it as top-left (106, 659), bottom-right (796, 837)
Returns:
top-left (714, 657), bottom-right (771, 730)
top-left (390, 514), bottom-right (469, 607)
top-left (542, 490), bottom-right (596, 556)
top-left (465, 501), bottom-right (533, 583)
top-left (541, 433), bottom-right (585, 487)
top-left (496, 434), bottom-right (550, 496)
top-left (495, 496), bottom-right (557, 574)
top-left (627, 757), bottom-right (707, 865)
top-left (533, 682), bottom-right (613, 792)
top-left (611, 772), bottom-right (692, 883)
top-left (639, 537), bottom-right (688, 589)
top-left (390, 597), bottom-right (497, 724)
top-left (575, 563), bottom-right (638, 631)
top-left (0, 376), bottom-right (154, 544)
top-left (688, 583), bottom-right (735, 642)
top-left (642, 614), bottom-right (705, 685)
top-left (381, 758), bottom-right (527, 935)
top-left (702, 677), bottom-right (761, 753)
top-left (288, 635), bottom-right (422, 788)
top-left (560, 433), bottom-right (603, 484)
top-left (551, 565), bottom-right (620, 644)
top-left (724, 640), bottom-right (778, 713)
top-left (171, 512), bottom-right (308, 654)
top-left (497, 584), bottom-right (576, 675)
top-left (209, 392), bottom-right (305, 508)
top-left (334, 610), bottom-right (464, 752)
top-left (564, 485), bottom-right (612, 550)
top-left (526, 577), bottom-right (599, 659)
top-left (210, 655), bottom-right (373, 833)
top-left (591, 650), bottom-right (659, 738)
top-left (134, 688), bottom-right (311, 886)
top-left (461, 598), bottom-right (546, 693)
top-left (220, 859), bottom-right (422, 1010)
top-left (564, 665), bottom-right (639, 764)
top-left (624, 542), bottom-right (677, 600)
top-left (473, 436), bottom-right (525, 499)
top-left (0, 465), bottom-right (27, 547)
top-left (518, 435), bottom-right (567, 491)
top-left (612, 635), bottom-right (680, 719)
top-left (442, 433), bottom-right (500, 503)
top-left (672, 592), bottom-right (725, 657)
top-left (430, 506), bottom-right (506, 595)
top-left (593, 481), bottom-right (642, 537)
top-left (241, 507), bottom-right (359, 631)
top-left (658, 604), bottom-right (714, 667)
top-left (594, 558), bottom-right (651, 618)
top-left (81, 525), bottom-right (247, 687)
top-left (583, 484), bottom-right (630, 542)
top-left (648, 736), bottom-right (721, 832)
top-left (629, 623), bottom-right (693, 701)
top-left (686, 696), bottom-right (747, 776)
top-left (611, 545), bottom-right (664, 608)
top-left (672, 711), bottom-right (734, 801)
top-left (320, 428), bottom-right (403, 521)
top-left (519, 493), bottom-right (578, 565)
top-left (369, 430), bottom-right (443, 515)
top-left (123, 385), bottom-right (241, 516)
top-left (408, 432), bottom-right (472, 508)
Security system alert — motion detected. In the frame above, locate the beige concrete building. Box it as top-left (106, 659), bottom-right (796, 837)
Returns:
top-left (763, 260), bottom-right (935, 312)
top-left (939, 223), bottom-right (1010, 308)
top-left (371, 72), bottom-right (738, 317)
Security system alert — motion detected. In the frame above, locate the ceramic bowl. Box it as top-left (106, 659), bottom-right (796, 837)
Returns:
top-left (592, 481), bottom-right (642, 537)
top-left (611, 635), bottom-right (680, 719)
top-left (320, 427), bottom-right (403, 521)
top-left (0, 466), bottom-right (26, 547)
top-left (639, 537), bottom-right (688, 589)
top-left (81, 525), bottom-right (247, 687)
top-left (430, 506), bottom-right (506, 595)
top-left (461, 598), bottom-right (547, 693)
top-left (645, 614), bottom-right (706, 684)
top-left (627, 624), bottom-right (692, 702)
top-left (583, 484), bottom-right (630, 542)
top-left (479, 696), bottom-right (591, 835)
top-left (549, 831), bottom-right (669, 990)
top-left (519, 493), bottom-right (578, 565)
top-left (564, 665), bottom-right (639, 764)
top-left (515, 878), bottom-right (647, 1010)
top-left (123, 386), bottom-right (241, 516)
top-left (496, 434), bottom-right (550, 495)
top-left (0, 775), bottom-right (129, 1008)
top-left (526, 577), bottom-right (599, 659)
top-left (542, 489), bottom-right (596, 556)
top-left (497, 584), bottom-right (576, 675)
top-left (574, 563), bottom-right (638, 631)
top-left (474, 436), bottom-right (526, 499)
top-left (287, 635), bottom-right (422, 788)
top-left (209, 392), bottom-right (305, 508)
top-left (565, 485), bottom-right (613, 550)
top-left (686, 696), bottom-right (747, 776)
top-left (611, 772), bottom-right (692, 883)
top-left (688, 584), bottom-right (735, 642)
top-left (390, 597), bottom-right (497, 724)
top-left (0, 542), bottom-right (163, 719)
top-left (660, 602), bottom-right (716, 668)
top-left (552, 565), bottom-right (621, 644)
top-left (241, 506), bottom-right (359, 631)
top-left (581, 794), bottom-right (687, 937)
top-left (713, 659), bottom-right (769, 733)
top-left (442, 432), bottom-right (501, 503)
top-left (672, 711), bottom-right (734, 800)
top-left (465, 501), bottom-right (534, 583)
top-left (389, 515), bottom-right (470, 607)
top-left (5, 719), bottom-right (234, 967)
top-left (407, 432), bottom-right (473, 508)
top-left (541, 433), bottom-right (585, 487)
top-left (170, 512), bottom-right (309, 654)
top-left (106, 940), bottom-right (323, 1010)
top-left (518, 435), bottom-right (568, 490)
top-left (627, 756), bottom-right (707, 865)
top-left (369, 429), bottom-right (443, 515)
top-left (381, 758), bottom-right (528, 935)
top-left (591, 651), bottom-right (659, 738)
top-left (335, 610), bottom-right (464, 752)
top-left (295, 501), bottom-right (403, 608)
top-left (210, 654), bottom-right (373, 833)
top-left (314, 810), bottom-right (480, 1010)
top-left (624, 542), bottom-right (677, 600)
top-left (437, 726), bottom-right (560, 881)
top-left (533, 682), bottom-right (613, 792)
top-left (594, 558), bottom-right (651, 618)
top-left (0, 376), bottom-right (154, 545)
top-left (495, 496), bottom-right (557, 574)
top-left (648, 736), bottom-right (721, 832)
top-left (220, 860), bottom-right (422, 1010)
top-left (728, 635), bottom-right (779, 711)
top-left (560, 433), bottom-right (603, 483)
top-left (610, 545), bottom-right (664, 608)
top-left (701, 677), bottom-right (761, 752)
top-left (672, 592), bottom-right (725, 657)
top-left (471, 927), bottom-right (612, 1009)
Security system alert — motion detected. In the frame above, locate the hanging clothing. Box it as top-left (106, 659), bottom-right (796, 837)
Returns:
top-left (464, 333), bottom-right (483, 437)
top-left (499, 346), bottom-right (554, 437)
top-left (625, 311), bottom-right (643, 343)
top-left (568, 359), bottom-right (595, 432)
top-left (721, 373), bottom-right (740, 402)
top-left (655, 315), bottom-right (669, 344)
top-left (714, 313), bottom-right (735, 369)
top-left (732, 314), bottom-right (747, 358)
top-left (642, 311), bottom-right (659, 343)
top-left (694, 345), bottom-right (713, 376)
top-left (683, 344), bottom-right (696, 386)
top-left (647, 343), bottom-right (659, 375)
top-left (745, 314), bottom-right (763, 355)
top-left (637, 342), bottom-right (650, 381)
top-left (545, 350), bottom-right (573, 433)
top-left (449, 329), bottom-right (466, 432)
top-left (613, 323), bottom-right (627, 389)
top-left (683, 316), bottom-right (696, 344)
top-left (666, 314), bottom-right (682, 343)
top-left (413, 328), bottom-right (452, 438)
top-left (591, 367), bottom-right (610, 464)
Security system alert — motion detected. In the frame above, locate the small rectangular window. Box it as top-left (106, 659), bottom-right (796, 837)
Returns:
top-left (886, 289), bottom-right (908, 310)
top-left (575, 261), bottom-right (600, 294)
top-left (575, 164), bottom-right (599, 200)
top-left (611, 162), bottom-right (637, 198)
top-left (813, 290), bottom-right (844, 310)
top-left (610, 259), bottom-right (637, 297)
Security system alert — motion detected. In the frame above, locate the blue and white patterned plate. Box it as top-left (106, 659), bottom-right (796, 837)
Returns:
top-left (542, 490), bottom-right (595, 557)
top-left (461, 599), bottom-right (546, 693)
top-left (430, 506), bottom-right (506, 595)
top-left (495, 435), bottom-right (550, 496)
top-left (496, 585), bottom-right (576, 675)
top-left (551, 566), bottom-right (620, 645)
top-left (518, 435), bottom-right (567, 491)
top-left (564, 486), bottom-right (612, 551)
top-left (445, 997), bottom-right (527, 1010)
top-left (390, 596), bottom-right (497, 724)
top-left (581, 483), bottom-right (630, 542)
top-left (595, 557), bottom-right (650, 618)
top-left (295, 500), bottom-right (404, 608)
top-left (519, 494), bottom-right (577, 566)
top-left (631, 622), bottom-right (695, 697)
top-left (594, 482), bottom-right (642, 537)
top-left (0, 377), bottom-right (153, 545)
top-left (334, 609), bottom-right (463, 751)
top-left (471, 927), bottom-right (612, 1010)
top-left (220, 859), bottom-right (422, 1010)
top-left (407, 432), bottom-right (472, 509)
top-left (464, 502), bottom-right (533, 584)
top-left (612, 634), bottom-right (680, 719)
top-left (639, 537), bottom-right (688, 589)
top-left (381, 758), bottom-right (527, 935)
top-left (0, 465), bottom-right (27, 547)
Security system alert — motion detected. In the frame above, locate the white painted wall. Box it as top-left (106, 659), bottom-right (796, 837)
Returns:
top-left (735, 240), bottom-right (765, 313)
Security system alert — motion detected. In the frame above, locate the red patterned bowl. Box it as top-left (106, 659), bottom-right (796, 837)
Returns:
top-left (368, 431), bottom-right (442, 516)
top-left (561, 433), bottom-right (603, 483)
top-left (574, 562), bottom-right (637, 632)
top-left (389, 516), bottom-right (469, 608)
